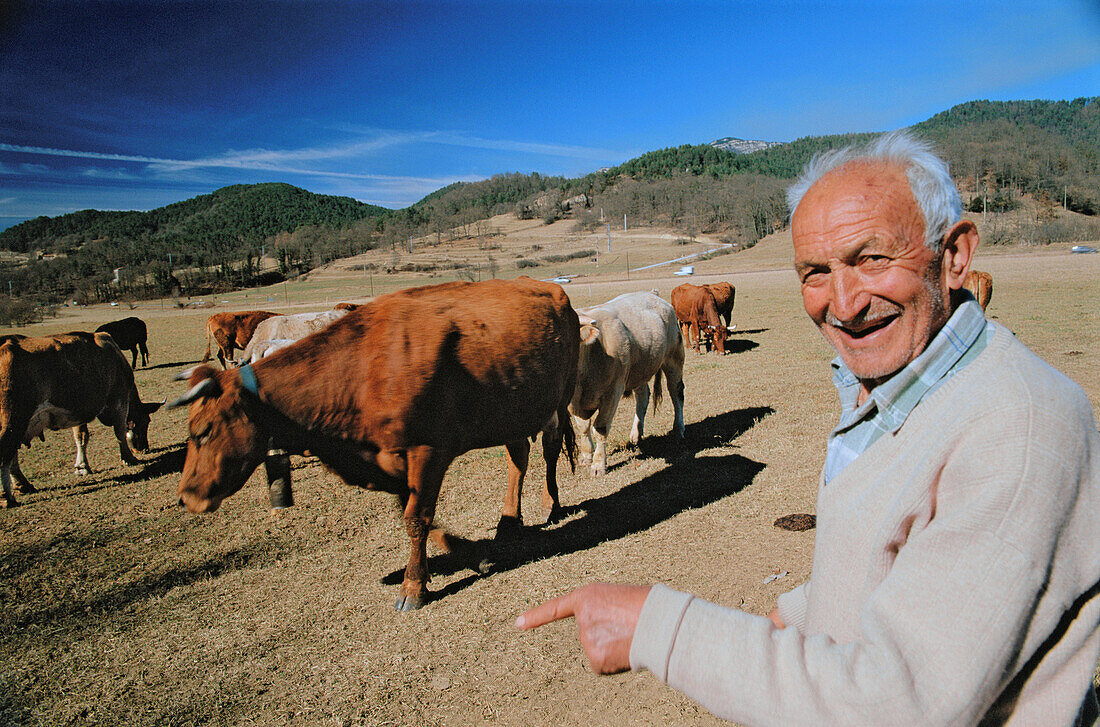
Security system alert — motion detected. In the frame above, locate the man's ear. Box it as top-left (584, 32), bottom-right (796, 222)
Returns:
top-left (940, 219), bottom-right (979, 291)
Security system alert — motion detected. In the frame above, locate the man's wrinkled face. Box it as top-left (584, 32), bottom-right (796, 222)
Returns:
top-left (792, 161), bottom-right (950, 392)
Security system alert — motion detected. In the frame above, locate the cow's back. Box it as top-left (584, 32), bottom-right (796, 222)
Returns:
top-left (271, 277), bottom-right (578, 453)
top-left (0, 332), bottom-right (132, 429)
top-left (579, 292), bottom-right (682, 393)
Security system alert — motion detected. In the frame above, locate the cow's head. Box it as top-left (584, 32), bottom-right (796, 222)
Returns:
top-left (571, 314), bottom-right (603, 416)
top-left (708, 324), bottom-right (727, 354)
top-left (126, 397), bottom-right (164, 451)
top-left (170, 365), bottom-right (266, 513)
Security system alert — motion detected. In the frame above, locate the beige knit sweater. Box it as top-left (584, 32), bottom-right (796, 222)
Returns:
top-left (630, 322), bottom-right (1100, 726)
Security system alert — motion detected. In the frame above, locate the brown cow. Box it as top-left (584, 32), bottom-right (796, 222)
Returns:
top-left (95, 316), bottom-right (149, 368)
top-left (333, 302), bottom-right (361, 311)
top-left (0, 332), bottom-right (162, 506)
top-left (671, 283), bottom-right (727, 354)
top-left (202, 311), bottom-right (278, 369)
top-left (964, 270), bottom-right (993, 310)
top-left (704, 282), bottom-right (736, 328)
top-left (171, 277), bottom-right (579, 610)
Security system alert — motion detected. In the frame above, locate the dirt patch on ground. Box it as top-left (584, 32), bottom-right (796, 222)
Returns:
top-left (1, 242), bottom-right (1098, 726)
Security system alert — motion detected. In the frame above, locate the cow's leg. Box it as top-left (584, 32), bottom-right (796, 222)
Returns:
top-left (629, 382), bottom-right (651, 446)
top-left (541, 415), bottom-right (564, 524)
top-left (1, 462), bottom-right (16, 507)
top-left (397, 446), bottom-right (449, 611)
top-left (73, 425), bottom-right (93, 474)
top-left (130, 348), bottom-right (138, 370)
top-left (664, 360), bottom-right (686, 440)
top-left (571, 412), bottom-right (595, 467)
top-left (498, 438), bottom-right (530, 535)
top-left (590, 386), bottom-right (624, 476)
top-left (112, 419), bottom-right (141, 466)
top-left (10, 454), bottom-right (36, 494)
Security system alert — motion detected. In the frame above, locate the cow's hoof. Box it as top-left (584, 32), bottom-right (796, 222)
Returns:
top-left (495, 514), bottom-right (523, 538)
top-left (545, 504), bottom-right (565, 526)
top-left (2, 498), bottom-right (19, 508)
top-left (74, 467), bottom-right (90, 476)
top-left (395, 593), bottom-right (427, 611)
top-left (16, 483), bottom-right (37, 495)
top-left (590, 465), bottom-right (606, 478)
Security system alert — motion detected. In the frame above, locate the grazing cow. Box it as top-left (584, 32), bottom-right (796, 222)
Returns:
top-left (240, 309), bottom-right (348, 363)
top-left (333, 302), bottom-right (361, 311)
top-left (671, 283), bottom-right (727, 354)
top-left (171, 277), bottom-right (579, 610)
top-left (964, 269), bottom-right (993, 310)
top-left (704, 282), bottom-right (736, 328)
top-left (95, 316), bottom-right (150, 368)
top-left (570, 292), bottom-right (686, 477)
top-left (202, 311), bottom-right (278, 369)
top-left (0, 332), bottom-right (163, 506)
top-left (248, 339), bottom-right (296, 364)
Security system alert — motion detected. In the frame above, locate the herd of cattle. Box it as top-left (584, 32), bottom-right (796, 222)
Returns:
top-left (0, 269), bottom-right (993, 609)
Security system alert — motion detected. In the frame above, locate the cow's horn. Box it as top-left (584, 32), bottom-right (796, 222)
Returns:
top-left (167, 377), bottom-right (219, 409)
top-left (173, 366), bottom-right (199, 381)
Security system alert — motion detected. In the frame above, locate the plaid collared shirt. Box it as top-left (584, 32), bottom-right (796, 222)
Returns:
top-left (824, 299), bottom-right (991, 485)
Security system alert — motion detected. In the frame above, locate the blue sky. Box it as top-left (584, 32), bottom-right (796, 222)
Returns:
top-left (1, 0), bottom-right (1099, 228)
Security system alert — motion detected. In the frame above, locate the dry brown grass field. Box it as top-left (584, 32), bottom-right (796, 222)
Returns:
top-left (1, 223), bottom-right (1098, 726)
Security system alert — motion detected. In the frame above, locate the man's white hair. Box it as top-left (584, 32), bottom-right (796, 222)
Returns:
top-left (786, 130), bottom-right (961, 254)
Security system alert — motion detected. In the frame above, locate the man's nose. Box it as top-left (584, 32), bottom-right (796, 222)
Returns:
top-left (829, 267), bottom-right (869, 322)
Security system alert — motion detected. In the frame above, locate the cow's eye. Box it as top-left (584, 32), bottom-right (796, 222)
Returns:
top-left (191, 424), bottom-right (212, 446)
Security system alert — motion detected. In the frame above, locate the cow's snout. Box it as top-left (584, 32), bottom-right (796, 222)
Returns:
top-left (177, 497), bottom-right (185, 509)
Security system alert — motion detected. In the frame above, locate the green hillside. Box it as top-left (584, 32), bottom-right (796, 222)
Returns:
top-left (4, 98), bottom-right (1098, 308)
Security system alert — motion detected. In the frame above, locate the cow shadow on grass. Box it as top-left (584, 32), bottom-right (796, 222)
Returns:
top-left (16, 444), bottom-right (187, 503)
top-left (1, 538), bottom-right (278, 632)
top-left (145, 359), bottom-right (206, 371)
top-left (721, 338), bottom-right (759, 355)
top-left (382, 406), bottom-right (774, 600)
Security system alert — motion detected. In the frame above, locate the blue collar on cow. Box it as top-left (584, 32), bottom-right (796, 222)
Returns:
top-left (238, 364), bottom-right (260, 397)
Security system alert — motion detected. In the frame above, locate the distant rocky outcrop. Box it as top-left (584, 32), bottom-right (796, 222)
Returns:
top-left (709, 136), bottom-right (783, 154)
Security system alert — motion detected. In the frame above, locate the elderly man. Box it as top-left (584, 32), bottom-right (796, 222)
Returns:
top-left (517, 131), bottom-right (1100, 726)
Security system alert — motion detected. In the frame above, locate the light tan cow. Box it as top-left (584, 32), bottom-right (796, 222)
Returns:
top-left (570, 291), bottom-right (686, 477)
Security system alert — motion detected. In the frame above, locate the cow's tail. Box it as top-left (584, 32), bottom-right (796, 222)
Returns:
top-left (652, 368), bottom-right (664, 413)
top-left (201, 322), bottom-right (213, 362)
top-left (558, 399), bottom-right (577, 474)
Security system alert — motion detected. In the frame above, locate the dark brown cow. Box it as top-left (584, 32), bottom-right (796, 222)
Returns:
top-left (671, 283), bottom-right (727, 354)
top-left (0, 332), bottom-right (162, 506)
top-left (172, 277), bottom-right (579, 610)
top-left (333, 302), bottom-right (361, 311)
top-left (202, 311), bottom-right (278, 369)
top-left (704, 281), bottom-right (736, 328)
top-left (95, 316), bottom-right (150, 368)
top-left (964, 270), bottom-right (993, 310)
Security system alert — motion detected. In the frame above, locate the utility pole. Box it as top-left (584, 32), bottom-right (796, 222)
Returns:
top-left (623, 214), bottom-right (627, 232)
top-left (607, 223), bottom-right (611, 252)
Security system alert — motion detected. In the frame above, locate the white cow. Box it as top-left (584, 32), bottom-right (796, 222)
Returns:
top-left (570, 291), bottom-right (686, 476)
top-left (240, 309), bottom-right (348, 363)
top-left (248, 338), bottom-right (297, 363)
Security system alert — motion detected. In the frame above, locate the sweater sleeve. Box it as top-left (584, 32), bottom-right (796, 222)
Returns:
top-left (627, 376), bottom-right (1098, 726)
top-left (775, 581), bottom-right (810, 634)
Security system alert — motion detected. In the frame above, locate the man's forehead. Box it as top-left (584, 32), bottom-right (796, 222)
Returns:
top-left (793, 161), bottom-right (922, 242)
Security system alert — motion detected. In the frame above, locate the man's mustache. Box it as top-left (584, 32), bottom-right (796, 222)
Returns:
top-left (825, 302), bottom-right (902, 331)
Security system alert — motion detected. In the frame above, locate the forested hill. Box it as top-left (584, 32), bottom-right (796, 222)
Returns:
top-left (3, 97), bottom-right (1098, 311)
top-left (0, 182), bottom-right (389, 254)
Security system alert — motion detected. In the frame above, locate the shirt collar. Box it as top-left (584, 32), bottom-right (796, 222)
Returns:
top-left (830, 300), bottom-right (988, 433)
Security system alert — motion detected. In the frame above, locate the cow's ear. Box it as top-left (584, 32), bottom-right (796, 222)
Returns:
top-left (580, 323), bottom-right (600, 345)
